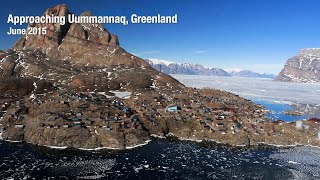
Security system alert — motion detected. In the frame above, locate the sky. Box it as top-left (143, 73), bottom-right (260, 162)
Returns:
top-left (1, 0), bottom-right (320, 74)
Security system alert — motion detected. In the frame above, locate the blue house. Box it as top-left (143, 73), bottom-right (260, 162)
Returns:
top-left (165, 104), bottom-right (182, 112)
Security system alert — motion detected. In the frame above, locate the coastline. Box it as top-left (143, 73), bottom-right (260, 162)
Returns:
top-left (164, 132), bottom-right (320, 150)
top-left (2, 134), bottom-right (319, 152)
top-left (0, 138), bottom-right (152, 151)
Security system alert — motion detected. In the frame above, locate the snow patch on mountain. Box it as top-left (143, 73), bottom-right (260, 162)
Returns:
top-left (146, 59), bottom-right (276, 79)
top-left (224, 68), bottom-right (243, 73)
top-left (276, 48), bottom-right (320, 83)
top-left (148, 58), bottom-right (175, 66)
top-left (228, 70), bottom-right (276, 79)
top-left (146, 59), bottom-right (230, 77)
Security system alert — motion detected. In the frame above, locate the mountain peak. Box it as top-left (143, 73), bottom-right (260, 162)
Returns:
top-left (81, 11), bottom-right (93, 16)
top-left (148, 58), bottom-right (175, 66)
top-left (299, 48), bottom-right (320, 57)
top-left (146, 59), bottom-right (230, 76)
top-left (276, 48), bottom-right (320, 83)
top-left (14, 4), bottom-right (120, 50)
top-left (12, 4), bottom-right (146, 68)
top-left (44, 4), bottom-right (69, 16)
top-left (2, 4), bottom-right (184, 92)
top-left (13, 4), bottom-right (70, 50)
top-left (224, 68), bottom-right (242, 73)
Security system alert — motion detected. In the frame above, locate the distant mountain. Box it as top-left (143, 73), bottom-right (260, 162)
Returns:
top-left (276, 48), bottom-right (320, 83)
top-left (146, 59), bottom-right (230, 76)
top-left (147, 58), bottom-right (174, 66)
top-left (146, 59), bottom-right (276, 79)
top-left (226, 70), bottom-right (276, 79)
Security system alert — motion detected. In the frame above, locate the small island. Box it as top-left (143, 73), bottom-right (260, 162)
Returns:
top-left (0, 4), bottom-right (319, 150)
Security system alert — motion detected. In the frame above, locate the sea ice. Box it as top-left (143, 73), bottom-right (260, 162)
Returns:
top-left (172, 75), bottom-right (320, 105)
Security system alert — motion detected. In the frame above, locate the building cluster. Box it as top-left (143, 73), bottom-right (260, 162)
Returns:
top-left (1, 91), bottom-right (144, 132)
top-left (1, 87), bottom-right (320, 142)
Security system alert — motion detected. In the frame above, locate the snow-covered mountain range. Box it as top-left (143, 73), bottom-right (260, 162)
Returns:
top-left (146, 59), bottom-right (230, 76)
top-left (146, 59), bottom-right (276, 79)
top-left (225, 69), bottom-right (276, 79)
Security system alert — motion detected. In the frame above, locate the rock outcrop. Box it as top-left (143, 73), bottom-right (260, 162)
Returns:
top-left (276, 48), bottom-right (320, 83)
top-left (12, 4), bottom-right (148, 68)
top-left (2, 4), bottom-right (182, 93)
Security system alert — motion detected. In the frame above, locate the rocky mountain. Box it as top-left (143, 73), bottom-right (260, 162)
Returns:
top-left (2, 4), bottom-right (182, 95)
top-left (227, 70), bottom-right (276, 79)
top-left (0, 4), bottom-right (184, 149)
top-left (276, 48), bottom-right (320, 83)
top-left (146, 59), bottom-right (230, 76)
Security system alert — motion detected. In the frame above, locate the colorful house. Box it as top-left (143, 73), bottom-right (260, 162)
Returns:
top-left (165, 104), bottom-right (181, 112)
top-left (296, 121), bottom-right (303, 129)
top-left (74, 121), bottom-right (83, 127)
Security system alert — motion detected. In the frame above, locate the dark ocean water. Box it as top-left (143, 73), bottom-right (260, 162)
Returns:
top-left (1, 138), bottom-right (320, 179)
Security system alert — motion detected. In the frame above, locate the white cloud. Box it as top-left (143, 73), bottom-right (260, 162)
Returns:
top-left (194, 50), bottom-right (208, 54)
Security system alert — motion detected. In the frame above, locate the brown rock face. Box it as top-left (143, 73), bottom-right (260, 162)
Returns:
top-left (276, 48), bottom-right (320, 83)
top-left (23, 126), bottom-right (100, 149)
top-left (13, 4), bottom-right (70, 51)
top-left (12, 4), bottom-right (150, 68)
top-left (66, 10), bottom-right (119, 47)
top-left (0, 4), bottom-right (188, 150)
top-left (2, 4), bottom-right (183, 93)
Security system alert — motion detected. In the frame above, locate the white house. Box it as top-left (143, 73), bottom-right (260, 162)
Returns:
top-left (296, 121), bottom-right (303, 129)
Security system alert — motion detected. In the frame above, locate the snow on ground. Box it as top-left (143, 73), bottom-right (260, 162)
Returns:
top-left (96, 91), bottom-right (132, 99)
top-left (110, 91), bottom-right (132, 99)
top-left (43, 145), bottom-right (68, 149)
top-left (172, 74), bottom-right (320, 105)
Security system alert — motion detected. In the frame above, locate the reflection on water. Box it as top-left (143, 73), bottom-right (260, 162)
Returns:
top-left (253, 100), bottom-right (320, 122)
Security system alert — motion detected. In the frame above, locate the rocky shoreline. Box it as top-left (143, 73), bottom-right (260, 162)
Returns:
top-left (2, 132), bottom-right (319, 152)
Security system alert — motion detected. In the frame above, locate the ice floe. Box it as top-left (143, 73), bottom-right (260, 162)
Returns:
top-left (172, 74), bottom-right (320, 105)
